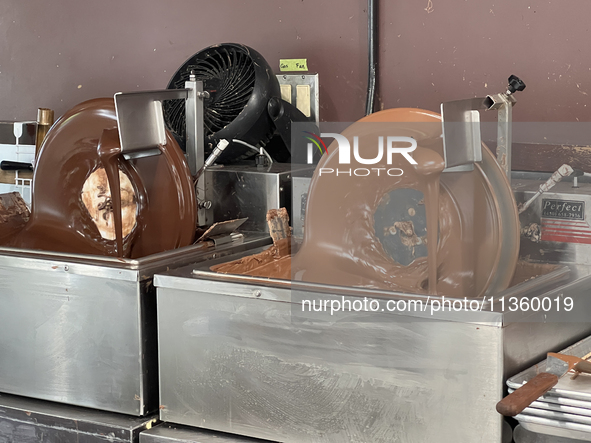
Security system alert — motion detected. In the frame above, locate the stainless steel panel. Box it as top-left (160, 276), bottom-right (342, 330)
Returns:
top-left (0, 235), bottom-right (271, 416)
top-left (292, 174), bottom-right (312, 238)
top-left (514, 175), bottom-right (591, 265)
top-left (155, 250), bottom-right (591, 442)
top-left (519, 406), bottom-right (591, 427)
top-left (206, 164), bottom-right (314, 232)
top-left (440, 97), bottom-right (484, 171)
top-left (0, 393), bottom-right (157, 443)
top-left (0, 266), bottom-right (151, 415)
top-left (114, 89), bottom-right (189, 156)
top-left (524, 397), bottom-right (591, 413)
top-left (141, 424), bottom-right (272, 442)
top-left (157, 283), bottom-right (504, 442)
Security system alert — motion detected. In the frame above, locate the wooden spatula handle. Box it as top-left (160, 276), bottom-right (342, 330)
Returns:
top-left (496, 372), bottom-right (559, 416)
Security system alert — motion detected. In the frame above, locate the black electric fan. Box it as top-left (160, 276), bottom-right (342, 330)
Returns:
top-left (163, 43), bottom-right (315, 164)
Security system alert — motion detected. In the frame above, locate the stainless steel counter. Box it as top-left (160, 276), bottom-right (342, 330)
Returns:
top-left (154, 251), bottom-right (591, 442)
top-left (0, 234), bottom-right (271, 416)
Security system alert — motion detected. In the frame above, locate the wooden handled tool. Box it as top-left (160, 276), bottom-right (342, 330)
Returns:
top-left (497, 353), bottom-right (591, 416)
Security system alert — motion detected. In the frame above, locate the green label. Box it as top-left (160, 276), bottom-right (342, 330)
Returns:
top-left (279, 59), bottom-right (308, 72)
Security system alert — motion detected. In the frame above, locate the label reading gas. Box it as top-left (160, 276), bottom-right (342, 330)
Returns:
top-left (542, 199), bottom-right (585, 220)
top-left (279, 59), bottom-right (308, 72)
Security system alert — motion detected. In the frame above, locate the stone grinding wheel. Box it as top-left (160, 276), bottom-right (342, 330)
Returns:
top-left (4, 98), bottom-right (197, 258)
top-left (291, 108), bottom-right (520, 298)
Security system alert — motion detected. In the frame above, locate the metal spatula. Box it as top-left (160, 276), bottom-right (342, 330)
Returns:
top-left (497, 353), bottom-right (591, 416)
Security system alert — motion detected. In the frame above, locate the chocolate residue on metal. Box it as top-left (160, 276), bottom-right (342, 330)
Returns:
top-left (393, 221), bottom-right (422, 249)
top-left (212, 209), bottom-right (293, 276)
top-left (0, 192), bottom-right (29, 224)
top-left (0, 192), bottom-right (30, 243)
top-left (211, 238), bottom-right (292, 277)
top-left (521, 223), bottom-right (542, 243)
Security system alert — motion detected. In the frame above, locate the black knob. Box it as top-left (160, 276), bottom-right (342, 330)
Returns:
top-left (0, 161), bottom-right (33, 171)
top-left (507, 75), bottom-right (526, 94)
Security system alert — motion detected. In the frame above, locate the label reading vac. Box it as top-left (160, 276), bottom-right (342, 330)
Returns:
top-left (542, 199), bottom-right (585, 220)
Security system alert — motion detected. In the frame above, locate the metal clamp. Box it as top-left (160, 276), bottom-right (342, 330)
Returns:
top-left (441, 75), bottom-right (525, 180)
top-left (113, 80), bottom-right (209, 222)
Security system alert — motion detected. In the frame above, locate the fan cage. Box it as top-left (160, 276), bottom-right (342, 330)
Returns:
top-left (164, 46), bottom-right (256, 143)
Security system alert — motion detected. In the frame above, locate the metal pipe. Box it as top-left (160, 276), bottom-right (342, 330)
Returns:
top-left (35, 108), bottom-right (54, 159)
top-left (365, 0), bottom-right (378, 115)
top-left (518, 164), bottom-right (574, 214)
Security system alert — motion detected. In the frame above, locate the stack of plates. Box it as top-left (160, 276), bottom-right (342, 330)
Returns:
top-left (508, 335), bottom-right (591, 442)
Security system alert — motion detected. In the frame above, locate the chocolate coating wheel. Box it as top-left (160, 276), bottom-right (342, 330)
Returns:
top-left (292, 108), bottom-right (519, 298)
top-left (7, 98), bottom-right (196, 258)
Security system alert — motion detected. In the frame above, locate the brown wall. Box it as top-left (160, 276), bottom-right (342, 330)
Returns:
top-left (1, 1), bottom-right (590, 124)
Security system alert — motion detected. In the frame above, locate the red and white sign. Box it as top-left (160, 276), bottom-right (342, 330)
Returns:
top-left (541, 218), bottom-right (591, 244)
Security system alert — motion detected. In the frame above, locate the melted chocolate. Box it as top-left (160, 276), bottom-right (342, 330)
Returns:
top-left (97, 128), bottom-right (124, 256)
top-left (211, 108), bottom-right (519, 298)
top-left (0, 98), bottom-right (196, 258)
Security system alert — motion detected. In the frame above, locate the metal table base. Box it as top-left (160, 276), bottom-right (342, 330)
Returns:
top-left (140, 424), bottom-right (274, 442)
top-left (0, 393), bottom-right (157, 442)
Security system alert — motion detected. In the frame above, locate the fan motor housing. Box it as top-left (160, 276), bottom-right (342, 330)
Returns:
top-left (165, 43), bottom-right (287, 164)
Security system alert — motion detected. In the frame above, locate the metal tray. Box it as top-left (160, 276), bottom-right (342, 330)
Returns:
top-left (514, 423), bottom-right (588, 443)
top-left (516, 413), bottom-right (591, 441)
top-left (508, 335), bottom-right (591, 403)
top-left (517, 406), bottom-right (591, 426)
top-left (508, 390), bottom-right (591, 414)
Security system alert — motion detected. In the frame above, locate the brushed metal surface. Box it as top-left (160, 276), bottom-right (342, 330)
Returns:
top-left (515, 414), bottom-right (591, 442)
top-left (0, 393), bottom-right (157, 443)
top-left (440, 97), bottom-right (484, 170)
top-left (514, 176), bottom-right (591, 266)
top-left (0, 234), bottom-right (271, 416)
top-left (205, 164), bottom-right (314, 232)
top-left (157, 284), bottom-right (503, 442)
top-left (155, 257), bottom-right (591, 442)
top-left (114, 89), bottom-right (189, 156)
top-left (291, 174), bottom-right (312, 239)
top-left (0, 267), bottom-right (150, 415)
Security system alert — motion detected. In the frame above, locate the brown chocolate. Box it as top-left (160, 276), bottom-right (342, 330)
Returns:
top-left (0, 98), bottom-right (197, 258)
top-left (211, 237), bottom-right (292, 278)
top-left (267, 208), bottom-right (291, 244)
top-left (0, 192), bottom-right (30, 243)
top-left (212, 108), bottom-right (519, 298)
top-left (509, 261), bottom-right (560, 287)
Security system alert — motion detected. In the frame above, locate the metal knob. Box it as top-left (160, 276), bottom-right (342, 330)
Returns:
top-left (507, 75), bottom-right (526, 94)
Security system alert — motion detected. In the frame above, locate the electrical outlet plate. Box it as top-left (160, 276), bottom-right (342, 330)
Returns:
top-left (276, 74), bottom-right (319, 126)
